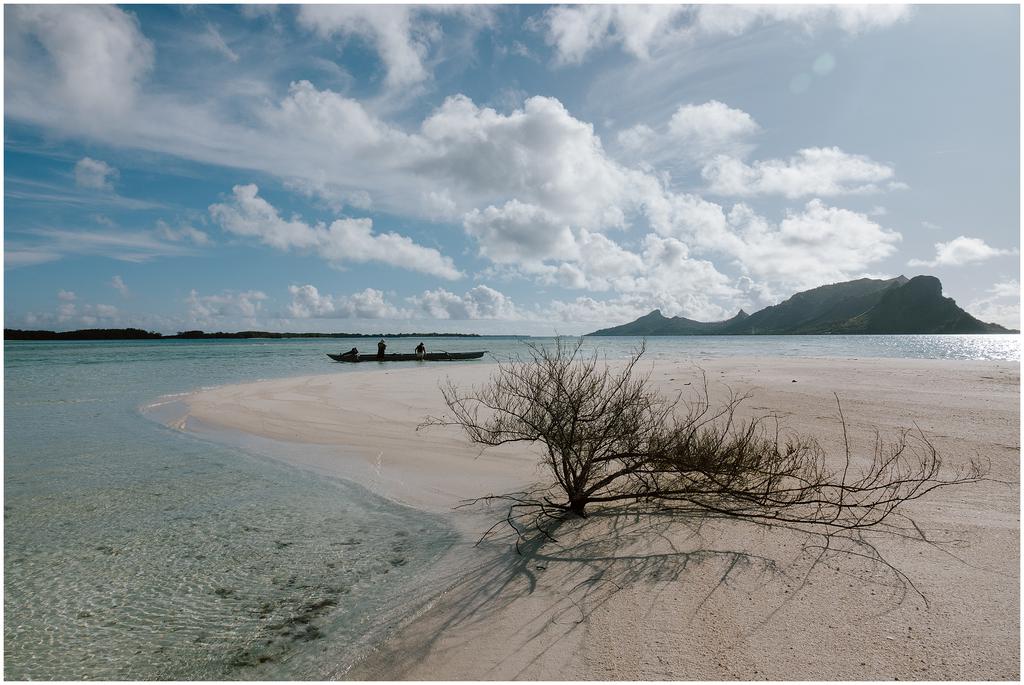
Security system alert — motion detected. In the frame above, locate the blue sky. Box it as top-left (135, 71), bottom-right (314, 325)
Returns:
top-left (4, 4), bottom-right (1020, 334)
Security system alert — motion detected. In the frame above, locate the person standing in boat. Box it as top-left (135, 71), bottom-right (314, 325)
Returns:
top-left (415, 342), bottom-right (426, 360)
top-left (376, 338), bottom-right (387, 360)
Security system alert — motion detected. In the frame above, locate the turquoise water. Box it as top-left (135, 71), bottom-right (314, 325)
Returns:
top-left (3, 334), bottom-right (1018, 679)
top-left (4, 338), bottom-right (465, 680)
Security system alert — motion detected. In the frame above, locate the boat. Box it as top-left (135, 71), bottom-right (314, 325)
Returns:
top-left (327, 351), bottom-right (487, 363)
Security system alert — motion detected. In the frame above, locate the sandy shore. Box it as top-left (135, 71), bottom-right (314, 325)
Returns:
top-left (166, 356), bottom-right (1020, 680)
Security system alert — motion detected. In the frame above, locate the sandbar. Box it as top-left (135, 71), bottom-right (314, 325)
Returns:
top-left (165, 356), bottom-right (1020, 680)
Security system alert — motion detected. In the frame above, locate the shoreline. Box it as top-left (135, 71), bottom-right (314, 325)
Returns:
top-left (150, 355), bottom-right (1020, 680)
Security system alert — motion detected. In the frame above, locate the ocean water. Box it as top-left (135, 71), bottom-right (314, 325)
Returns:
top-left (3, 334), bottom-right (1018, 679)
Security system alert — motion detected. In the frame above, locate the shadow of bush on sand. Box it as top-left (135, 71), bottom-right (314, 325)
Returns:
top-left (346, 497), bottom-right (979, 680)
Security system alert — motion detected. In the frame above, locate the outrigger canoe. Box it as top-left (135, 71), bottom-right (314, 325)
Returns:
top-left (327, 351), bottom-right (486, 363)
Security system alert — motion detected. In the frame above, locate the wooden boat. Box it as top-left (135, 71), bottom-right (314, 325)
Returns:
top-left (327, 351), bottom-right (487, 363)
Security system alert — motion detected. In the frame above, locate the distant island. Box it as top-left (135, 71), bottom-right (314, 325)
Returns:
top-left (589, 275), bottom-right (1018, 336)
top-left (3, 329), bottom-right (482, 341)
top-left (7, 275), bottom-right (1017, 341)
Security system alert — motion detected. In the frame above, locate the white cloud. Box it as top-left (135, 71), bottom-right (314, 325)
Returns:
top-left (987, 279), bottom-right (1021, 299)
top-left (0, 47), bottom-right (743, 282)
top-left (93, 304), bottom-right (119, 318)
top-left (408, 285), bottom-right (520, 320)
top-left (45, 290), bottom-right (120, 326)
top-left (287, 284), bottom-right (336, 318)
top-left (210, 184), bottom-right (319, 250)
top-left (287, 284), bottom-right (410, 319)
top-left (702, 147), bottom-right (900, 198)
top-left (74, 157), bottom-right (119, 191)
top-left (156, 220), bottom-right (211, 246)
top-left (6, 176), bottom-right (164, 210)
top-left (667, 101), bottom-right (760, 159)
top-left (297, 6), bottom-right (430, 87)
top-left (111, 275), bottom-right (129, 298)
top-left (617, 101), bottom-right (760, 165)
top-left (456, 182), bottom-right (742, 309)
top-left (295, 6), bottom-right (492, 88)
top-left (463, 200), bottom-right (577, 266)
top-left (462, 201), bottom-right (662, 294)
top-left (725, 200), bottom-right (903, 291)
top-left (544, 285), bottom-right (736, 326)
top-left (540, 5), bottom-right (911, 65)
top-left (10, 50), bottom-right (683, 278)
top-left (694, 5), bottom-right (912, 37)
top-left (465, 215), bottom-right (739, 319)
top-left (199, 22), bottom-right (239, 62)
top-left (240, 5), bottom-right (278, 20)
top-left (908, 236), bottom-right (1018, 267)
top-left (642, 189), bottom-right (739, 254)
top-left (288, 283), bottom-right (518, 320)
top-left (6, 5), bottom-right (153, 119)
top-left (542, 5), bottom-right (687, 64)
top-left (626, 234), bottom-right (739, 320)
top-left (640, 234), bottom-right (731, 287)
top-left (186, 289), bottom-right (268, 322)
top-left (0, 13), bottom-right (919, 321)
top-left (322, 218), bottom-right (463, 280)
top-left (616, 123), bottom-right (657, 153)
top-left (262, 80), bottom-right (412, 161)
top-left (22, 298), bottom-right (121, 329)
top-left (209, 184), bottom-right (461, 279)
top-left (967, 280), bottom-right (1020, 329)
top-left (546, 295), bottom-right (650, 324)
top-left (57, 302), bottom-right (77, 323)
top-left (5, 250), bottom-right (62, 269)
top-left (3, 7), bottom-right (910, 258)
top-left (18, 227), bottom-right (199, 263)
top-left (417, 94), bottom-right (640, 231)
top-left (562, 230), bottom-right (645, 291)
top-left (284, 175), bottom-right (373, 213)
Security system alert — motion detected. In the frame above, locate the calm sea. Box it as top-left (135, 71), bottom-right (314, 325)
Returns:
top-left (3, 334), bottom-right (1018, 679)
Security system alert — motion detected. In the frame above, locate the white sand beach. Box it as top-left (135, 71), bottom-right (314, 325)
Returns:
top-left (168, 356), bottom-right (1020, 680)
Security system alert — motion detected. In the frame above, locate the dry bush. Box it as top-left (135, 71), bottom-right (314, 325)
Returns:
top-left (427, 340), bottom-right (985, 539)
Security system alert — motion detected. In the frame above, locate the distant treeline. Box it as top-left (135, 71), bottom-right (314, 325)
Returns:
top-left (5, 328), bottom-right (163, 340)
top-left (171, 330), bottom-right (481, 339)
top-left (4, 328), bottom-right (482, 341)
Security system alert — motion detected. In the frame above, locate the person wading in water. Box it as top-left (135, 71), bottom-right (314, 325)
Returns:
top-left (415, 342), bottom-right (426, 360)
top-left (376, 338), bottom-right (387, 360)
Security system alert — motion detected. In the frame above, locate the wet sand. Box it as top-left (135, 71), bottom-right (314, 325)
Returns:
top-left (167, 356), bottom-right (1020, 680)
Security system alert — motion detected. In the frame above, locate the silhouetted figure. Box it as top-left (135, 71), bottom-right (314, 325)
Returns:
top-left (415, 342), bottom-right (426, 360)
top-left (340, 347), bottom-right (359, 361)
top-left (377, 338), bottom-right (387, 360)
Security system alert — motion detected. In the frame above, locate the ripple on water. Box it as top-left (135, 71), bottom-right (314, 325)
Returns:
top-left (4, 446), bottom-right (456, 680)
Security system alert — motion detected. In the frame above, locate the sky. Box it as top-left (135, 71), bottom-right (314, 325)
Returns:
top-left (3, 3), bottom-right (1020, 335)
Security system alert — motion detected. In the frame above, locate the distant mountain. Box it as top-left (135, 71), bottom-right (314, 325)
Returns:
top-left (590, 309), bottom-right (749, 336)
top-left (833, 275), bottom-right (1010, 334)
top-left (727, 276), bottom-right (909, 334)
top-left (588, 275), bottom-right (1017, 336)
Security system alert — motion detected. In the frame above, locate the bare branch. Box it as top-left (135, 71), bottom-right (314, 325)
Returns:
top-left (429, 338), bottom-right (986, 547)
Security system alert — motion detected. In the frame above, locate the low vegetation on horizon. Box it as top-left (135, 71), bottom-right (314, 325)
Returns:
top-left (3, 329), bottom-right (482, 341)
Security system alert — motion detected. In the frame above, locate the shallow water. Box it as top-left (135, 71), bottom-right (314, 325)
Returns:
top-left (4, 339), bottom-right (458, 680)
top-left (3, 334), bottom-right (1017, 678)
